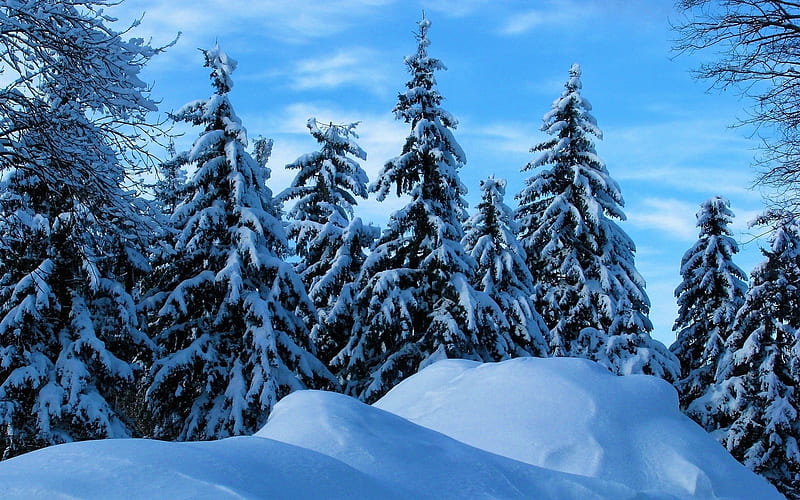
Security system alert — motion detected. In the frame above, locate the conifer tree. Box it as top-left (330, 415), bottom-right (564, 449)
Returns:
top-left (463, 176), bottom-right (549, 358)
top-left (332, 16), bottom-right (498, 402)
top-left (145, 141), bottom-right (189, 272)
top-left (0, 0), bottom-right (161, 459)
top-left (515, 64), bottom-right (678, 381)
top-left (278, 119), bottom-right (378, 362)
top-left (671, 196), bottom-right (747, 412)
top-left (153, 140), bottom-right (189, 218)
top-left (690, 212), bottom-right (800, 497)
top-left (141, 46), bottom-right (336, 441)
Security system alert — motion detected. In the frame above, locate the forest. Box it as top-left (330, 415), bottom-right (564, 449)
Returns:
top-left (1, 1), bottom-right (799, 498)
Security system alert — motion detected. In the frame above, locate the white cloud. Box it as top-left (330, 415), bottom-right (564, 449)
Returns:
top-left (626, 197), bottom-right (699, 242)
top-left (602, 118), bottom-right (760, 197)
top-left (497, 0), bottom-right (672, 37)
top-left (110, 0), bottom-right (395, 66)
top-left (499, 1), bottom-right (600, 36)
top-left (259, 47), bottom-right (395, 96)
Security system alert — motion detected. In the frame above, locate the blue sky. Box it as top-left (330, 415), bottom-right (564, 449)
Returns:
top-left (115, 0), bottom-right (770, 345)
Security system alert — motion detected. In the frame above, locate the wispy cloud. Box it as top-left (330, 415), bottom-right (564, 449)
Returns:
top-left (626, 198), bottom-right (699, 242)
top-left (497, 1), bottom-right (672, 37)
top-left (498, 1), bottom-right (601, 36)
top-left (603, 118), bottom-right (760, 197)
top-left (111, 0), bottom-right (395, 65)
top-left (260, 48), bottom-right (396, 96)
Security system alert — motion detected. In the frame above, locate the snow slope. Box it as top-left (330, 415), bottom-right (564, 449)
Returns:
top-left (0, 357), bottom-right (783, 499)
top-left (375, 357), bottom-right (783, 500)
top-left (257, 391), bottom-right (637, 499)
top-left (0, 436), bottom-right (393, 499)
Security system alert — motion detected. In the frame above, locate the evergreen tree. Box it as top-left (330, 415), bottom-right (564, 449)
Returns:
top-left (0, 0), bottom-right (161, 459)
top-left (690, 212), bottom-right (800, 498)
top-left (153, 140), bottom-right (189, 218)
top-left (141, 46), bottom-right (336, 441)
top-left (332, 16), bottom-right (498, 402)
top-left (279, 119), bottom-right (378, 363)
top-left (515, 64), bottom-right (678, 381)
top-left (671, 196), bottom-right (747, 412)
top-left (146, 141), bottom-right (189, 279)
top-left (462, 176), bottom-right (549, 359)
top-left (252, 136), bottom-right (274, 169)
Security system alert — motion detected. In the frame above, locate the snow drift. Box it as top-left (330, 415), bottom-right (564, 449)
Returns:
top-left (0, 357), bottom-right (782, 499)
top-left (375, 357), bottom-right (782, 499)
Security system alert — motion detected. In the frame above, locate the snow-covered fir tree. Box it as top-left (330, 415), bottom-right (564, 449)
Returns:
top-left (671, 196), bottom-right (747, 413)
top-left (332, 16), bottom-right (500, 402)
top-left (515, 64), bottom-right (678, 381)
top-left (252, 136), bottom-right (274, 169)
top-left (278, 119), bottom-right (378, 364)
top-left (141, 46), bottom-right (336, 441)
top-left (0, 0), bottom-right (161, 458)
top-left (690, 213), bottom-right (800, 498)
top-left (143, 141), bottom-right (189, 272)
top-left (462, 176), bottom-right (549, 359)
top-left (153, 140), bottom-right (189, 218)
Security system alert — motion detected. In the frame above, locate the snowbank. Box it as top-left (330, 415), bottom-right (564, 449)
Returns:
top-left (256, 390), bottom-right (636, 499)
top-left (0, 357), bottom-right (782, 499)
top-left (0, 436), bottom-right (391, 499)
top-left (375, 357), bottom-right (782, 499)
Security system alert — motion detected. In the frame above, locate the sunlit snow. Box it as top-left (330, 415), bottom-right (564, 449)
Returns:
top-left (0, 357), bottom-right (782, 499)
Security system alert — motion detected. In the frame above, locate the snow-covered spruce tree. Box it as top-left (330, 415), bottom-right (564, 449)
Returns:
top-left (141, 46), bottom-right (337, 441)
top-left (0, 1), bottom-right (161, 459)
top-left (670, 196), bottom-right (747, 413)
top-left (278, 119), bottom-right (378, 364)
top-left (332, 17), bottom-right (500, 403)
top-left (146, 141), bottom-right (189, 273)
top-left (515, 64), bottom-right (678, 380)
top-left (690, 212), bottom-right (800, 498)
top-left (153, 140), bottom-right (189, 218)
top-left (462, 176), bottom-right (549, 359)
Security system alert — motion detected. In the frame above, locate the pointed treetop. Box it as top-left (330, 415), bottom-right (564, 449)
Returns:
top-left (567, 63), bottom-right (582, 92)
top-left (480, 175), bottom-right (506, 197)
top-left (419, 12), bottom-right (431, 30)
top-left (696, 196), bottom-right (735, 236)
top-left (415, 13), bottom-right (431, 51)
top-left (202, 43), bottom-right (237, 94)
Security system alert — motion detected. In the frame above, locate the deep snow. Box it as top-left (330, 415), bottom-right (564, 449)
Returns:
top-left (0, 357), bottom-right (783, 499)
top-left (375, 357), bottom-right (781, 499)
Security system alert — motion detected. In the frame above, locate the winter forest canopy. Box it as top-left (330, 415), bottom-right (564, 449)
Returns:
top-left (1, 0), bottom-right (800, 498)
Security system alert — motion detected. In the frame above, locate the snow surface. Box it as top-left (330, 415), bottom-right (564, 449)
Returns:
top-left (0, 357), bottom-right (782, 499)
top-left (375, 357), bottom-right (782, 499)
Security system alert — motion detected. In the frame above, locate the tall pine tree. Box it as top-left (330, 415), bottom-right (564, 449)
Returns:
top-left (462, 176), bottom-right (549, 359)
top-left (691, 212), bottom-right (800, 498)
top-left (515, 64), bottom-right (678, 380)
top-left (670, 196), bottom-right (747, 412)
top-left (332, 16), bottom-right (499, 402)
top-left (278, 119), bottom-right (378, 363)
top-left (141, 46), bottom-right (336, 441)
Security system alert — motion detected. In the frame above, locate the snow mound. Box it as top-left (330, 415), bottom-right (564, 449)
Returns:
top-left (256, 390), bottom-right (637, 499)
top-left (0, 436), bottom-right (391, 499)
top-left (375, 357), bottom-right (782, 500)
top-left (0, 357), bottom-right (781, 499)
